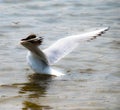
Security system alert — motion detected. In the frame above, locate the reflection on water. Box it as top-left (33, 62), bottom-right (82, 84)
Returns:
top-left (23, 101), bottom-right (51, 110)
top-left (0, 74), bottom-right (53, 110)
top-left (20, 74), bottom-right (53, 110)
top-left (19, 74), bottom-right (52, 97)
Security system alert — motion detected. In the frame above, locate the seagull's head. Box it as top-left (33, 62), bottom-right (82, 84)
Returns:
top-left (20, 34), bottom-right (43, 50)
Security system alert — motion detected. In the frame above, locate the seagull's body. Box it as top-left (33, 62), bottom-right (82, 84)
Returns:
top-left (21, 27), bottom-right (109, 76)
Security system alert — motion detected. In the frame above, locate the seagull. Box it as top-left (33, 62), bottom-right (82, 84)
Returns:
top-left (20, 27), bottom-right (109, 76)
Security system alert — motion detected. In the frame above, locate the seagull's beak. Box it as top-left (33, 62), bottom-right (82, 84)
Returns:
top-left (20, 39), bottom-right (26, 45)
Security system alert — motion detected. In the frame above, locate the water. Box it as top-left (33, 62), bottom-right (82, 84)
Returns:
top-left (0, 0), bottom-right (120, 110)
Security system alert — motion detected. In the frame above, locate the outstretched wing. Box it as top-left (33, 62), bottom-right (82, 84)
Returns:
top-left (43, 27), bottom-right (109, 65)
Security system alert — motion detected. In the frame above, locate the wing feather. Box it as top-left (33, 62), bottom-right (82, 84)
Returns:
top-left (44, 27), bottom-right (109, 65)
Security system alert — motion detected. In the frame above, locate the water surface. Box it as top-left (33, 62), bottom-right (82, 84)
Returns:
top-left (0, 0), bottom-right (120, 110)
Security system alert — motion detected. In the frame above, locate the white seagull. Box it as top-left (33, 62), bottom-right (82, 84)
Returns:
top-left (20, 27), bottom-right (109, 76)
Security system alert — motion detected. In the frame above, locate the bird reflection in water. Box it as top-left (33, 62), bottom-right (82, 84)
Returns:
top-left (19, 73), bottom-right (53, 110)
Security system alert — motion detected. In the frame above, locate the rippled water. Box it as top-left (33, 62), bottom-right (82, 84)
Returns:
top-left (0, 0), bottom-right (120, 110)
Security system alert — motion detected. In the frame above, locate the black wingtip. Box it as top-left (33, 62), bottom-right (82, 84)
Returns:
top-left (88, 27), bottom-right (110, 42)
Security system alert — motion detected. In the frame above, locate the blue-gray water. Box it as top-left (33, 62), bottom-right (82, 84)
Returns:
top-left (0, 0), bottom-right (120, 110)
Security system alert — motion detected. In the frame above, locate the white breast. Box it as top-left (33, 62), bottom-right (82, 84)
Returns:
top-left (26, 51), bottom-right (64, 76)
top-left (27, 51), bottom-right (50, 74)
